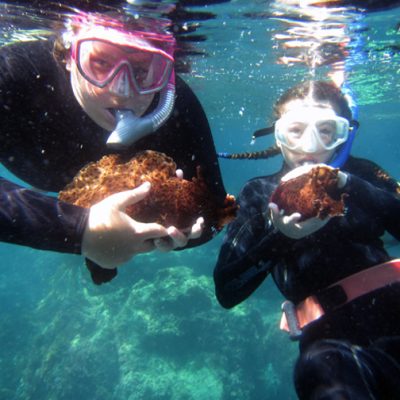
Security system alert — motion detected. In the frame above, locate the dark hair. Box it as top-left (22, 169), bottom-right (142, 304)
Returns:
top-left (274, 80), bottom-right (352, 121)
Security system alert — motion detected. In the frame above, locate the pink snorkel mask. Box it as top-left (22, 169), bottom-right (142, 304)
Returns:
top-left (67, 13), bottom-right (176, 148)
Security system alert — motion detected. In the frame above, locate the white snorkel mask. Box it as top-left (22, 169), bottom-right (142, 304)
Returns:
top-left (274, 106), bottom-right (350, 154)
top-left (68, 14), bottom-right (176, 148)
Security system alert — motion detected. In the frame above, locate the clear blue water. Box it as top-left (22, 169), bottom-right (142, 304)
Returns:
top-left (0, 1), bottom-right (399, 399)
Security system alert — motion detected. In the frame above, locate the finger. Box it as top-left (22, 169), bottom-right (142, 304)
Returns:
top-left (269, 203), bottom-right (285, 220)
top-left (188, 217), bottom-right (204, 240)
top-left (281, 163), bottom-right (336, 182)
top-left (176, 169), bottom-right (184, 179)
top-left (268, 202), bottom-right (280, 217)
top-left (282, 164), bottom-right (328, 182)
top-left (281, 165), bottom-right (312, 182)
top-left (166, 226), bottom-right (189, 249)
top-left (337, 171), bottom-right (348, 189)
top-left (136, 239), bottom-right (157, 254)
top-left (108, 182), bottom-right (151, 211)
top-left (133, 221), bottom-right (169, 241)
top-left (153, 237), bottom-right (175, 252)
top-left (283, 212), bottom-right (302, 225)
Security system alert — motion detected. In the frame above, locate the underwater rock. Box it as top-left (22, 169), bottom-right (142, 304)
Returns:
top-left (8, 252), bottom-right (296, 400)
top-left (270, 165), bottom-right (346, 220)
top-left (59, 150), bottom-right (237, 230)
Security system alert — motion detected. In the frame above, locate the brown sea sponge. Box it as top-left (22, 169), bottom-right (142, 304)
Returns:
top-left (59, 150), bottom-right (237, 231)
top-left (270, 165), bottom-right (346, 221)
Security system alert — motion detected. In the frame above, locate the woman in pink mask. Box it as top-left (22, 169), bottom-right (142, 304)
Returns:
top-left (0, 10), bottom-right (227, 284)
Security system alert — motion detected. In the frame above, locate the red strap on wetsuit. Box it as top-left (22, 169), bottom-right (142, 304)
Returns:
top-left (280, 259), bottom-right (400, 340)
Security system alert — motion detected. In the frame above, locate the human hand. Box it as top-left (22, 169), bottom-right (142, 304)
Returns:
top-left (153, 217), bottom-right (205, 252)
top-left (282, 163), bottom-right (348, 188)
top-left (82, 182), bottom-right (169, 269)
top-left (269, 202), bottom-right (330, 239)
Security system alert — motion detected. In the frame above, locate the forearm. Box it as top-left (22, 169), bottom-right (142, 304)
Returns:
top-left (214, 230), bottom-right (291, 308)
top-left (0, 177), bottom-right (88, 253)
top-left (214, 254), bottom-right (270, 309)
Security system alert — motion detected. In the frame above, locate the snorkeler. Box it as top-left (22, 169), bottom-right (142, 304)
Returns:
top-left (0, 7), bottom-right (227, 284)
top-left (214, 80), bottom-right (400, 399)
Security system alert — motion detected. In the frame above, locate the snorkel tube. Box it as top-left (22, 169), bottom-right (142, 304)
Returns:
top-left (106, 73), bottom-right (176, 149)
top-left (329, 84), bottom-right (359, 168)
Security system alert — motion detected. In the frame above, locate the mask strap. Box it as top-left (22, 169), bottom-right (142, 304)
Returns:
top-left (250, 124), bottom-right (275, 144)
top-left (218, 145), bottom-right (281, 160)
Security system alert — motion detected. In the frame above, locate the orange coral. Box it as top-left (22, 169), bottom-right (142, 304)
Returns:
top-left (59, 150), bottom-right (237, 231)
top-left (270, 166), bottom-right (346, 221)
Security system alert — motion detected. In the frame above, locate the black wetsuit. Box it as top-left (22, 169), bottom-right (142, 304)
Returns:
top-left (0, 39), bottom-right (226, 280)
top-left (214, 156), bottom-right (400, 399)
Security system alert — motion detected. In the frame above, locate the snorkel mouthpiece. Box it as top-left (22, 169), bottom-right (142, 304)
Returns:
top-left (106, 110), bottom-right (153, 148)
top-left (106, 80), bottom-right (175, 148)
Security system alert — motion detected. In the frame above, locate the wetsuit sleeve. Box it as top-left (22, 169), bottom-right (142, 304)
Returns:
top-left (0, 177), bottom-right (88, 254)
top-left (213, 179), bottom-right (294, 308)
top-left (343, 173), bottom-right (400, 240)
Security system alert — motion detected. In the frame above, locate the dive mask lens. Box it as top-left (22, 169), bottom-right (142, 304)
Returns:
top-left (275, 110), bottom-right (350, 151)
top-left (315, 117), bottom-right (349, 150)
top-left (76, 39), bottom-right (173, 94)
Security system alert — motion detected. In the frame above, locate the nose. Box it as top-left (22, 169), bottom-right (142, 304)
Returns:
top-left (300, 126), bottom-right (320, 153)
top-left (108, 67), bottom-right (134, 98)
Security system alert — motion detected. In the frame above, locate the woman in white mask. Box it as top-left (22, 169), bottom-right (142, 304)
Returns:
top-left (214, 80), bottom-right (400, 399)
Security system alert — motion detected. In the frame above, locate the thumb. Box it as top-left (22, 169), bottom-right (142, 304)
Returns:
top-left (107, 182), bottom-right (151, 211)
top-left (268, 202), bottom-right (281, 217)
top-left (282, 212), bottom-right (302, 225)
